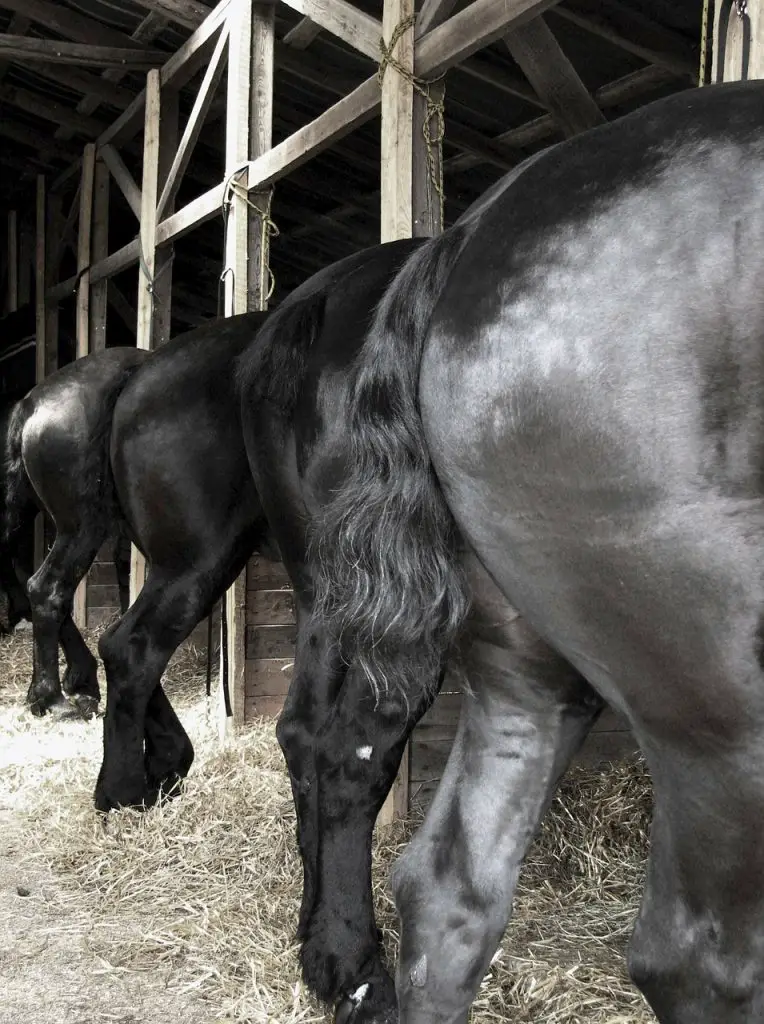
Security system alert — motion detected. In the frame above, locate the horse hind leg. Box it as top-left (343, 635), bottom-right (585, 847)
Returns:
top-left (627, 697), bottom-right (764, 1021)
top-left (94, 568), bottom-right (204, 812)
top-left (25, 527), bottom-right (104, 716)
top-left (392, 614), bottom-right (602, 1024)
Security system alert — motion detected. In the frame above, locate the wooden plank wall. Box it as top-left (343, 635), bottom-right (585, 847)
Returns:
top-left (244, 553), bottom-right (296, 720)
top-left (243, 556), bottom-right (637, 814)
top-left (85, 540), bottom-right (121, 627)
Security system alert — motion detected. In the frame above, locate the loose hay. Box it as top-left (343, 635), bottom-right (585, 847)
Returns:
top-left (0, 627), bottom-right (656, 1022)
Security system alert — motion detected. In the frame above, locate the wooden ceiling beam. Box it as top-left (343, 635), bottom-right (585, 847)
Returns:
top-left (0, 13), bottom-right (29, 84)
top-left (129, 0), bottom-right (212, 31)
top-left (278, 0), bottom-right (381, 61)
top-left (282, 18), bottom-right (322, 48)
top-left (504, 15), bottom-right (606, 137)
top-left (0, 0), bottom-right (152, 48)
top-left (0, 83), bottom-right (109, 136)
top-left (0, 118), bottom-right (79, 161)
top-left (35, 64), bottom-right (136, 110)
top-left (415, 0), bottom-right (459, 38)
top-left (0, 36), bottom-right (165, 69)
top-left (552, 0), bottom-right (697, 79)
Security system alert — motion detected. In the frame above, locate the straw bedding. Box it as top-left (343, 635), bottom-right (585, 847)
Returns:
top-left (0, 626), bottom-right (655, 1023)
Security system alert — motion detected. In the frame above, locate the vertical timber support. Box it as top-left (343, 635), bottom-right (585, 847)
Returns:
top-left (73, 144), bottom-right (96, 629)
top-left (129, 69), bottom-right (161, 607)
top-left (220, 0), bottom-right (275, 737)
top-left (89, 158), bottom-right (110, 353)
top-left (18, 226), bottom-right (32, 308)
top-left (378, 0), bottom-right (415, 823)
top-left (153, 90), bottom-right (179, 348)
top-left (35, 176), bottom-right (46, 385)
top-left (712, 0), bottom-right (764, 82)
top-left (6, 210), bottom-right (17, 313)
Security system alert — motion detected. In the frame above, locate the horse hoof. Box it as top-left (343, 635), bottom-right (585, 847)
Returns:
top-left (69, 693), bottom-right (100, 720)
top-left (157, 772), bottom-right (185, 802)
top-left (334, 982), bottom-right (397, 1024)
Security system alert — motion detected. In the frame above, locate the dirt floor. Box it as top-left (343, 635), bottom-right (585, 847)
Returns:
top-left (0, 626), bottom-right (656, 1024)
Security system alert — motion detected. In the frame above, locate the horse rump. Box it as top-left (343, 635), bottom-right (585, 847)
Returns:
top-left (311, 230), bottom-right (471, 698)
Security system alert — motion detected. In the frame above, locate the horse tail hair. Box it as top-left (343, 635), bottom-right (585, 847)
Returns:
top-left (313, 230), bottom-right (471, 698)
top-left (2, 399), bottom-right (35, 544)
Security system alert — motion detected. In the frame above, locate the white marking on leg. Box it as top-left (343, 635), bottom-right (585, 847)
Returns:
top-left (410, 954), bottom-right (427, 987)
top-left (356, 745), bottom-right (373, 760)
top-left (350, 983), bottom-right (369, 1004)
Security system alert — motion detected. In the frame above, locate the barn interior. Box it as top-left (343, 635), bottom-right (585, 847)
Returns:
top-left (0, 0), bottom-right (708, 810)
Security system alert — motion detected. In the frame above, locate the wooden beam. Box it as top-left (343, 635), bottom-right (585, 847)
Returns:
top-left (0, 36), bottom-right (164, 70)
top-left (136, 70), bottom-right (161, 353)
top-left (45, 192), bottom-right (61, 375)
top-left (0, 83), bottom-right (108, 136)
top-left (156, 24), bottom-right (229, 221)
top-left (89, 158), bottom-right (110, 352)
top-left (504, 15), bottom-right (605, 137)
top-left (76, 146), bottom-right (96, 360)
top-left (283, 17), bottom-right (322, 47)
top-left (152, 89), bottom-right (179, 347)
top-left (6, 211), bottom-right (17, 313)
top-left (712, 0), bottom-right (764, 81)
top-left (416, 0), bottom-right (559, 78)
top-left (40, 64), bottom-right (137, 111)
top-left (18, 227), bottom-right (32, 308)
top-left (89, 237), bottom-right (140, 285)
top-left (551, 0), bottom-right (698, 79)
top-left (73, 143), bottom-right (96, 630)
top-left (278, 0), bottom-right (381, 60)
top-left (100, 145), bottom-right (142, 219)
top-left (379, 0), bottom-right (414, 821)
top-left (35, 176), bottom-right (46, 385)
top-left (0, 13), bottom-right (29, 84)
top-left (130, 69), bottom-right (161, 608)
top-left (415, 0), bottom-right (459, 37)
top-left (1, 0), bottom-right (149, 47)
top-left (380, 0), bottom-right (414, 242)
top-left (247, 3), bottom-right (276, 310)
top-left (130, 0), bottom-right (212, 30)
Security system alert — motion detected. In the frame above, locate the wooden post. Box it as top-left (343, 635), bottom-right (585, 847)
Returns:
top-left (153, 89), bottom-right (179, 347)
top-left (129, 69), bottom-right (161, 607)
top-left (6, 210), bottom-right (17, 313)
top-left (221, 0), bottom-right (274, 736)
top-left (89, 158), bottom-right (110, 352)
top-left (378, 0), bottom-right (415, 822)
top-left (713, 0), bottom-right (764, 82)
top-left (35, 176), bottom-right (46, 385)
top-left (44, 193), bottom-right (62, 377)
top-left (18, 226), bottom-right (32, 308)
top-left (73, 144), bottom-right (97, 629)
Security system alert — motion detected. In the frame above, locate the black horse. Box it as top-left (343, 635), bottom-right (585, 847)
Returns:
top-left (314, 80), bottom-right (764, 1024)
top-left (2, 349), bottom-right (147, 715)
top-left (96, 242), bottom-right (425, 1024)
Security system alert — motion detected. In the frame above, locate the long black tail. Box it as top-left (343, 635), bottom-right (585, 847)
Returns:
top-left (313, 230), bottom-right (471, 697)
top-left (2, 399), bottom-right (36, 545)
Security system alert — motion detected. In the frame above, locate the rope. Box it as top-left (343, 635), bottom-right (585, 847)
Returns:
top-left (137, 238), bottom-right (175, 327)
top-left (378, 14), bottom-right (446, 232)
top-left (220, 168), bottom-right (278, 310)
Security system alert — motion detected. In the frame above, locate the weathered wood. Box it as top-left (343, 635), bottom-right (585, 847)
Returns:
top-left (0, 35), bottom-right (165, 69)
top-left (415, 0), bottom-right (559, 77)
top-left (247, 589), bottom-right (295, 624)
top-left (131, 0), bottom-right (213, 30)
top-left (89, 237), bottom-right (140, 285)
top-left (504, 16), bottom-right (605, 137)
top-left (283, 17), bottom-right (322, 47)
top-left (245, 624), bottom-right (298, 659)
top-left (247, 2), bottom-right (276, 310)
top-left (6, 211), bottom-right (17, 311)
top-left (416, 0), bottom-right (458, 37)
top-left (156, 182), bottom-right (225, 245)
top-left (99, 145), bottom-right (142, 220)
top-left (0, 120), bottom-right (79, 163)
top-left (380, 0), bottom-right (414, 244)
top-left (712, 0), bottom-right (764, 81)
top-left (44, 192), bottom-right (61, 376)
top-left (0, 0), bottom-right (148, 47)
top-left (156, 24), bottom-right (229, 221)
top-left (222, 0), bottom-right (255, 733)
top-left (245, 658), bottom-right (294, 696)
top-left (35, 176), bottom-right (46, 385)
top-left (247, 553), bottom-right (291, 588)
top-left (152, 89), bottom-right (179, 347)
top-left (89, 158), bottom-right (110, 352)
top-left (136, 70), bottom-right (161, 353)
top-left (73, 144), bottom-right (96, 629)
top-left (278, 0), bottom-right (381, 60)
top-left (130, 69), bottom-right (161, 606)
top-left (18, 228), bottom-right (32, 308)
top-left (76, 145), bottom-right (96, 361)
top-left (0, 82), bottom-right (108, 137)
